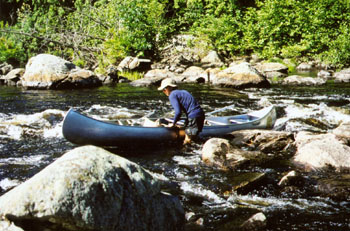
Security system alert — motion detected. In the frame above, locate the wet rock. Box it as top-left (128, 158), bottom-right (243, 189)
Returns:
top-left (231, 172), bottom-right (267, 194)
top-left (0, 145), bottom-right (185, 231)
top-left (278, 170), bottom-right (304, 187)
top-left (202, 138), bottom-right (232, 169)
top-left (212, 62), bottom-right (270, 89)
top-left (282, 75), bottom-right (326, 86)
top-left (240, 212), bottom-right (267, 231)
top-left (316, 174), bottom-right (350, 201)
top-left (293, 131), bottom-right (350, 171)
top-left (21, 54), bottom-right (101, 89)
top-left (230, 130), bottom-right (295, 154)
top-left (201, 138), bottom-right (269, 170)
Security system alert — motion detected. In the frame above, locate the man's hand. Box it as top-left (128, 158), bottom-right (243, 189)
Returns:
top-left (166, 123), bottom-right (175, 128)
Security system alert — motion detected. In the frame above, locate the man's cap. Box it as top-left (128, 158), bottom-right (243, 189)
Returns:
top-left (158, 78), bottom-right (177, 91)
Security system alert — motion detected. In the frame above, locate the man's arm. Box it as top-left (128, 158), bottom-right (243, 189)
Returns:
top-left (169, 95), bottom-right (182, 127)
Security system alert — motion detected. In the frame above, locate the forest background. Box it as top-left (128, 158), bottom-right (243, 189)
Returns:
top-left (1, 0), bottom-right (350, 73)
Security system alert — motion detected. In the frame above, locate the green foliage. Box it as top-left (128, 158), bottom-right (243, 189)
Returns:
top-left (120, 71), bottom-right (144, 81)
top-left (242, 0), bottom-right (350, 64)
top-left (321, 22), bottom-right (350, 67)
top-left (0, 21), bottom-right (27, 65)
top-left (2, 0), bottom-right (350, 68)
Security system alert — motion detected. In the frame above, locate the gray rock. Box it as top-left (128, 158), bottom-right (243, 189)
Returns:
top-left (0, 68), bottom-right (24, 85)
top-left (240, 212), bottom-right (267, 231)
top-left (282, 75), bottom-right (326, 86)
top-left (182, 66), bottom-right (206, 83)
top-left (201, 138), bottom-right (268, 170)
top-left (256, 62), bottom-right (288, 74)
top-left (0, 145), bottom-right (184, 231)
top-left (212, 62), bottom-right (270, 89)
top-left (0, 62), bottom-right (13, 75)
top-left (293, 131), bottom-right (350, 171)
top-left (230, 130), bottom-right (294, 153)
top-left (200, 50), bottom-right (224, 68)
top-left (21, 54), bottom-right (101, 89)
top-left (118, 56), bottom-right (151, 72)
top-left (317, 70), bottom-right (333, 80)
top-left (296, 62), bottom-right (314, 71)
top-left (334, 68), bottom-right (350, 83)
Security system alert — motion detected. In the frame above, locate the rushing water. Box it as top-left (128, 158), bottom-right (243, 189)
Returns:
top-left (1, 81), bottom-right (350, 230)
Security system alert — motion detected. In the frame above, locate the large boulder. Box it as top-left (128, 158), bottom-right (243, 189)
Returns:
top-left (21, 54), bottom-right (102, 89)
top-left (212, 62), bottom-right (270, 89)
top-left (0, 145), bottom-right (184, 231)
top-left (293, 131), bottom-right (350, 171)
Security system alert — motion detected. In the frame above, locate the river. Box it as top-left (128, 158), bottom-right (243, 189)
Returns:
top-left (0, 81), bottom-right (350, 230)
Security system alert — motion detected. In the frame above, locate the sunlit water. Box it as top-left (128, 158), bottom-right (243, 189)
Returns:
top-left (1, 82), bottom-right (350, 230)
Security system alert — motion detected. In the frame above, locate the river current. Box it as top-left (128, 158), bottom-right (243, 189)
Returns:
top-left (0, 81), bottom-right (350, 230)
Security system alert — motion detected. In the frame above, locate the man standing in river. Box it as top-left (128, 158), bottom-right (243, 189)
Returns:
top-left (158, 78), bottom-right (205, 144)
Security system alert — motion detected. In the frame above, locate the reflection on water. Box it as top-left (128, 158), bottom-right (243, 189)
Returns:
top-left (1, 82), bottom-right (350, 230)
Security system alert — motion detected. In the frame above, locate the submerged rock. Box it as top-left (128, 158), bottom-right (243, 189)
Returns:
top-left (0, 145), bottom-right (184, 231)
top-left (240, 212), bottom-right (267, 231)
top-left (316, 174), bottom-right (350, 201)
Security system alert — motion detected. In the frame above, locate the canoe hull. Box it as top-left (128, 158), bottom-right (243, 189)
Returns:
top-left (62, 109), bottom-right (183, 147)
top-left (62, 106), bottom-right (276, 147)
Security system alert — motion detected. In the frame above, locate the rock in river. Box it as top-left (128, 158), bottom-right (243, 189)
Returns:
top-left (0, 145), bottom-right (184, 231)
